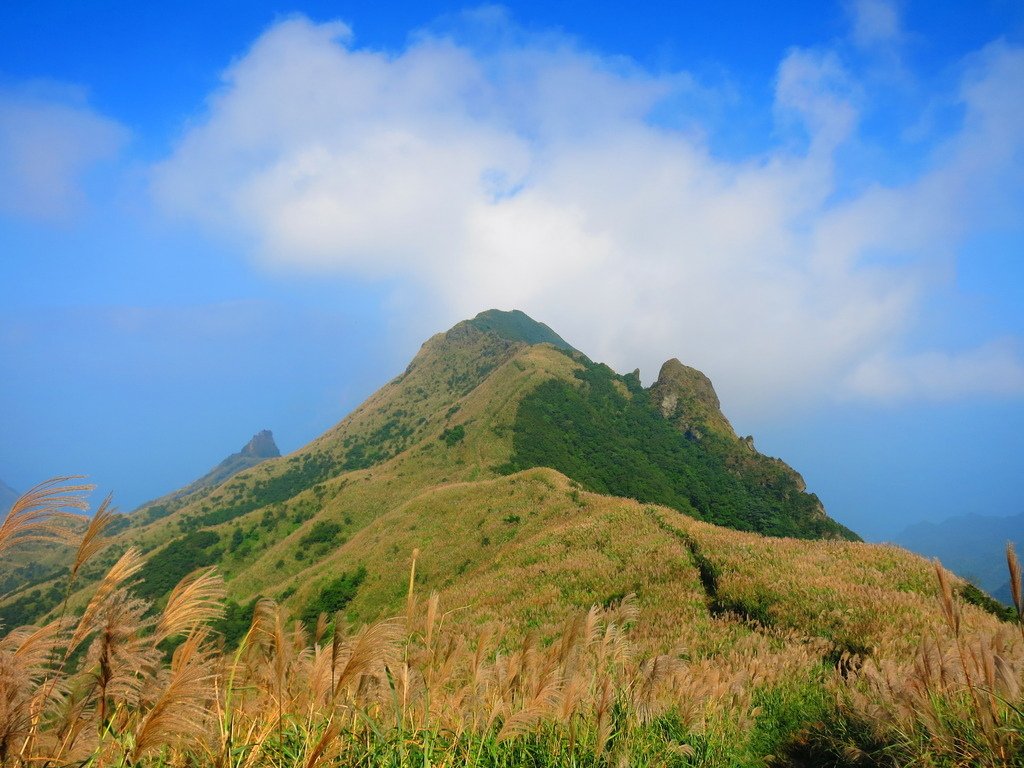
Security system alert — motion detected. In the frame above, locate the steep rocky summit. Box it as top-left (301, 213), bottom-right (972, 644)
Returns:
top-left (241, 429), bottom-right (281, 460)
top-left (178, 428), bottom-right (281, 496)
top-left (649, 358), bottom-right (737, 441)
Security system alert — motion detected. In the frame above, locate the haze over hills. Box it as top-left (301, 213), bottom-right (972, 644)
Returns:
top-left (132, 429), bottom-right (281, 518)
top-left (0, 479), bottom-right (17, 514)
top-left (893, 511), bottom-right (1023, 605)
top-left (0, 430), bottom-right (279, 599)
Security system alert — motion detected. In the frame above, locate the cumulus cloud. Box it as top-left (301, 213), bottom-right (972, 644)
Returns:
top-left (0, 85), bottom-right (128, 220)
top-left (152, 15), bottom-right (1024, 414)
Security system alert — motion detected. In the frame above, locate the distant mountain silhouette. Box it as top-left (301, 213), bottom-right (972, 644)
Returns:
top-left (132, 430), bottom-right (281, 525)
top-left (893, 511), bottom-right (1022, 604)
top-left (0, 479), bottom-right (18, 514)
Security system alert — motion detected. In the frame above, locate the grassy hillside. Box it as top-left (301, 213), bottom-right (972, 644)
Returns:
top-left (271, 466), bottom-right (1003, 654)
top-left (0, 310), bottom-right (920, 634)
top-left (1, 475), bottom-right (1021, 768)
top-left (4, 309), bottom-right (1020, 766)
top-left (0, 321), bottom-right (576, 620)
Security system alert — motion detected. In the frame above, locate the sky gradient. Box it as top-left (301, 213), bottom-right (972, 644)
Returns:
top-left (2, 1), bottom-right (1023, 539)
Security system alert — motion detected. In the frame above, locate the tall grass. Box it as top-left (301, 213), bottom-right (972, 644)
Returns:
top-left (1, 481), bottom-right (1022, 766)
top-left (813, 552), bottom-right (1024, 766)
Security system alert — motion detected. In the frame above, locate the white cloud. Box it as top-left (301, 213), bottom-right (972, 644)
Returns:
top-left (775, 49), bottom-right (859, 154)
top-left (848, 341), bottom-right (1024, 400)
top-left (847, 0), bottom-right (902, 48)
top-left (152, 16), bottom-right (1024, 414)
top-left (0, 86), bottom-right (128, 220)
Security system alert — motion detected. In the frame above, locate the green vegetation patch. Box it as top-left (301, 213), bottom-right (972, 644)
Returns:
top-left (342, 414), bottom-right (416, 471)
top-left (0, 578), bottom-right (65, 629)
top-left (958, 582), bottom-right (1017, 622)
top-left (299, 520), bottom-right (344, 549)
top-left (467, 309), bottom-right (576, 351)
top-left (214, 597), bottom-right (260, 649)
top-left (187, 452), bottom-right (340, 530)
top-left (502, 359), bottom-right (856, 540)
top-left (301, 566), bottom-right (367, 625)
top-left (142, 503), bottom-right (173, 523)
top-left (439, 424), bottom-right (465, 446)
top-left (134, 530), bottom-right (221, 601)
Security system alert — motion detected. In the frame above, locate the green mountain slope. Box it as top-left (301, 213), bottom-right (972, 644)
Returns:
top-left (6, 309), bottom-right (857, 627)
top-left (467, 308), bottom-right (577, 351)
top-left (501, 356), bottom-right (857, 540)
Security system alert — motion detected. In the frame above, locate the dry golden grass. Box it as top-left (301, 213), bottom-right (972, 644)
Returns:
top-left (649, 505), bottom-right (1007, 662)
top-left (0, 476), bottom-right (91, 558)
top-left (0, 476), bottom-right (1023, 767)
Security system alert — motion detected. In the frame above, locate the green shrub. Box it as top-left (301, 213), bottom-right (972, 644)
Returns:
top-left (213, 598), bottom-right (259, 649)
top-left (301, 566), bottom-right (367, 625)
top-left (440, 425), bottom-right (465, 446)
top-left (958, 582), bottom-right (1016, 622)
top-left (134, 530), bottom-right (221, 601)
top-left (299, 520), bottom-right (342, 549)
top-left (190, 452), bottom-right (341, 529)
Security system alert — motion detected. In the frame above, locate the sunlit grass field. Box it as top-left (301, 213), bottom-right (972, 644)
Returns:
top-left (1, 477), bottom-right (1022, 767)
top-left (2, 324), bottom-right (1022, 766)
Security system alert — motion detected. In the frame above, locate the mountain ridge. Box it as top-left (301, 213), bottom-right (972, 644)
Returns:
top-left (0, 305), bottom-right (1016, 768)
top-left (110, 308), bottom-right (858, 608)
top-left (0, 309), bottom-right (944, 643)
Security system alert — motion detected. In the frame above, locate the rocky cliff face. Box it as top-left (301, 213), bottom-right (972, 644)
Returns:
top-left (648, 359), bottom-right (738, 441)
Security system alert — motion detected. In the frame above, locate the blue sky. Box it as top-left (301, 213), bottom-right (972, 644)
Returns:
top-left (1, 1), bottom-right (1022, 539)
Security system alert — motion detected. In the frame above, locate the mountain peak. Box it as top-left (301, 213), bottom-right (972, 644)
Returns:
top-left (655, 359), bottom-right (721, 409)
top-left (242, 429), bottom-right (280, 459)
top-left (650, 358), bottom-right (736, 440)
top-left (465, 309), bottom-right (576, 352)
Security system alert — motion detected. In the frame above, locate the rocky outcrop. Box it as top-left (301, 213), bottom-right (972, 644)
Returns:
top-left (644, 359), bottom-right (843, 535)
top-left (648, 359), bottom-right (737, 440)
top-left (242, 429), bottom-right (281, 460)
top-left (186, 429), bottom-right (281, 493)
